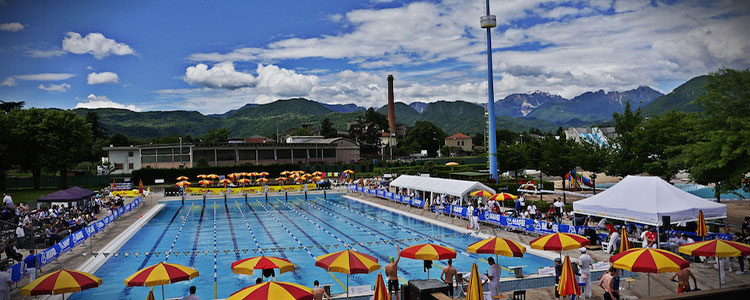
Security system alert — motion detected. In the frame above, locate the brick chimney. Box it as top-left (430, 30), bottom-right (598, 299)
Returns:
top-left (387, 75), bottom-right (396, 134)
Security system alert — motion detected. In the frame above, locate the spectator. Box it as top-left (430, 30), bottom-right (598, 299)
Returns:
top-left (527, 202), bottom-right (537, 219)
top-left (24, 249), bottom-right (41, 281)
top-left (554, 257), bottom-right (563, 300)
top-left (0, 264), bottom-right (10, 300)
top-left (2, 194), bottom-right (12, 211)
top-left (606, 227), bottom-right (620, 254)
top-left (645, 227), bottom-right (657, 248)
top-left (15, 223), bottom-right (25, 249)
top-left (579, 248), bottom-right (593, 298)
top-left (183, 286), bottom-right (200, 300)
top-left (313, 280), bottom-right (330, 300)
top-left (4, 240), bottom-right (22, 262)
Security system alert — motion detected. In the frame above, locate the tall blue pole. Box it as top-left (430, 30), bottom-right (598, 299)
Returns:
top-left (484, 0), bottom-right (498, 180)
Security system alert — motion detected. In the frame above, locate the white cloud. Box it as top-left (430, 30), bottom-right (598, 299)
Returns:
top-left (62, 32), bottom-right (136, 59)
top-left (38, 83), bottom-right (71, 93)
top-left (255, 64), bottom-right (318, 97)
top-left (184, 62), bottom-right (256, 89)
top-left (26, 48), bottom-right (66, 58)
top-left (74, 94), bottom-right (140, 111)
top-left (87, 71), bottom-right (119, 85)
top-left (14, 73), bottom-right (75, 81)
top-left (0, 77), bottom-right (16, 87)
top-left (0, 22), bottom-right (23, 32)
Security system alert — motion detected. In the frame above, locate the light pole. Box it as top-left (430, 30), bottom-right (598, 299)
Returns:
top-left (179, 136), bottom-right (183, 168)
top-left (481, 0), bottom-right (499, 181)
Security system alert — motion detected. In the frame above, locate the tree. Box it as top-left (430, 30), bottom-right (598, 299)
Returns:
top-left (290, 127), bottom-right (312, 136)
top-left (364, 108), bottom-right (388, 131)
top-left (400, 121), bottom-right (446, 157)
top-left (538, 134), bottom-right (578, 203)
top-left (680, 68), bottom-right (750, 202)
top-left (636, 111), bottom-right (692, 181)
top-left (0, 100), bottom-right (24, 113)
top-left (608, 101), bottom-right (646, 177)
top-left (320, 118), bottom-right (337, 138)
top-left (200, 128), bottom-right (231, 142)
top-left (497, 143), bottom-right (527, 179)
top-left (39, 110), bottom-right (93, 188)
top-left (0, 112), bottom-right (14, 190)
top-left (575, 142), bottom-right (611, 194)
top-left (110, 133), bottom-right (130, 146)
top-left (85, 112), bottom-right (108, 140)
top-left (9, 109), bottom-right (47, 189)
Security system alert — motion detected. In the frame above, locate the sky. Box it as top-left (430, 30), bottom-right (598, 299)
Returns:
top-left (0, 0), bottom-right (748, 114)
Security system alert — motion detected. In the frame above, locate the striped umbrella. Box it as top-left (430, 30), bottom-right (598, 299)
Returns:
top-left (465, 263), bottom-right (482, 300)
top-left (400, 244), bottom-right (456, 278)
top-left (311, 171), bottom-right (323, 176)
top-left (280, 171), bottom-right (290, 176)
top-left (680, 239), bottom-right (750, 287)
top-left (470, 190), bottom-right (494, 197)
top-left (696, 210), bottom-right (707, 237)
top-left (316, 250), bottom-right (379, 299)
top-left (343, 169), bottom-right (355, 174)
top-left (231, 256), bottom-right (295, 275)
top-left (227, 173), bottom-right (238, 179)
top-left (620, 227), bottom-right (631, 253)
top-left (176, 176), bottom-right (189, 181)
top-left (125, 262), bottom-right (199, 300)
top-left (227, 281), bottom-right (313, 300)
top-left (529, 233), bottom-right (590, 254)
top-left (207, 174), bottom-right (219, 179)
top-left (146, 287), bottom-right (156, 300)
top-left (466, 237), bottom-right (526, 259)
top-left (218, 179), bottom-right (233, 187)
top-left (275, 177), bottom-right (287, 184)
top-left (258, 172), bottom-right (269, 177)
top-left (488, 192), bottom-right (517, 201)
top-left (445, 162), bottom-right (459, 166)
top-left (21, 269), bottom-right (102, 298)
top-left (236, 178), bottom-right (251, 187)
top-left (372, 272), bottom-right (389, 300)
top-left (557, 256), bottom-right (581, 297)
top-left (175, 181), bottom-right (191, 187)
top-left (199, 180), bottom-right (213, 187)
top-left (256, 178), bottom-right (269, 184)
top-left (312, 176), bottom-right (323, 181)
top-left (197, 174), bottom-right (208, 179)
top-left (609, 248), bottom-right (689, 296)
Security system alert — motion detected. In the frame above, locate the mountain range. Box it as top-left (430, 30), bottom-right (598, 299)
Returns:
top-left (71, 75), bottom-right (707, 139)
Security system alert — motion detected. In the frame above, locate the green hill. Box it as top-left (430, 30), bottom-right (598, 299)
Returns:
top-left (72, 108), bottom-right (222, 138)
top-left (641, 75), bottom-right (708, 115)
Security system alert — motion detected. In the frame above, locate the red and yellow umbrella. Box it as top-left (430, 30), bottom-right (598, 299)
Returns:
top-left (620, 227), bottom-right (630, 253)
top-left (239, 172), bottom-right (249, 177)
top-left (311, 171), bottom-right (323, 176)
top-left (207, 174), bottom-right (219, 179)
top-left (256, 178), bottom-right (269, 184)
top-left (400, 244), bottom-right (457, 261)
top-left (218, 179), bottom-right (233, 186)
top-left (557, 256), bottom-right (581, 297)
top-left (199, 180), bottom-right (213, 187)
top-left (470, 190), bottom-right (494, 197)
top-left (312, 176), bottom-right (323, 181)
top-left (696, 210), bottom-right (707, 237)
top-left (236, 178), bottom-right (251, 186)
top-left (197, 174), bottom-right (208, 179)
top-left (609, 248), bottom-right (689, 296)
top-left (529, 233), bottom-right (590, 252)
top-left (343, 169), bottom-right (354, 174)
top-left (176, 176), bottom-right (189, 181)
top-left (125, 262), bottom-right (199, 300)
top-left (276, 177), bottom-right (287, 183)
top-left (21, 269), bottom-right (102, 296)
top-left (231, 256), bottom-right (295, 275)
top-left (280, 171), bottom-right (290, 176)
top-left (175, 181), bottom-right (191, 187)
top-left (372, 272), bottom-right (390, 300)
top-left (679, 239), bottom-right (750, 258)
top-left (466, 237), bottom-right (526, 258)
top-left (488, 193), bottom-right (517, 201)
top-left (227, 173), bottom-right (238, 179)
top-left (258, 171), bottom-right (269, 177)
top-left (465, 263), bottom-right (482, 300)
top-left (316, 250), bottom-right (379, 299)
top-left (227, 281), bottom-right (313, 300)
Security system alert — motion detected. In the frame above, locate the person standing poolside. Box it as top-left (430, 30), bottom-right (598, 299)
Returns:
top-left (313, 280), bottom-right (330, 300)
top-left (598, 267), bottom-right (618, 300)
top-left (670, 268), bottom-right (697, 293)
top-left (0, 265), bottom-right (10, 300)
top-left (440, 259), bottom-right (457, 297)
top-left (385, 246), bottom-right (401, 299)
top-left (24, 249), bottom-right (40, 281)
top-left (487, 257), bottom-right (502, 297)
top-left (183, 286), bottom-right (200, 300)
top-left (579, 247), bottom-right (593, 298)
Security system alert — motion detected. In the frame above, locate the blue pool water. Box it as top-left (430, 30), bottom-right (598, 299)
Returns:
top-left (70, 194), bottom-right (551, 300)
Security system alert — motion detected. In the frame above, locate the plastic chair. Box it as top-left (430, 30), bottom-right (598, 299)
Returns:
top-left (512, 290), bottom-right (526, 300)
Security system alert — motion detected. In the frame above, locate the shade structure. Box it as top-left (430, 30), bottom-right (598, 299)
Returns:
top-left (466, 237), bottom-right (526, 258)
top-left (176, 176), bottom-right (189, 181)
top-left (231, 256), bottom-right (295, 275)
top-left (679, 239), bottom-right (750, 258)
top-left (199, 180), bottom-right (213, 186)
top-left (280, 171), bottom-right (290, 176)
top-left (312, 176), bottom-right (323, 181)
top-left (21, 269), bottom-right (102, 296)
top-left (275, 177), bottom-right (287, 182)
top-left (316, 250), bottom-right (379, 299)
top-left (256, 178), bottom-right (269, 183)
top-left (372, 272), bottom-right (390, 300)
top-left (696, 210), bottom-right (707, 237)
top-left (400, 244), bottom-right (457, 261)
top-left (258, 172), bottom-right (269, 177)
top-left (470, 190), bottom-right (494, 197)
top-left (620, 227), bottom-right (630, 253)
top-left (175, 181), bottom-right (191, 187)
top-left (227, 281), bottom-right (313, 300)
top-left (609, 248), bottom-right (689, 296)
top-left (218, 179), bottom-right (233, 186)
top-left (227, 173), bottom-right (238, 179)
top-left (146, 287), bottom-right (156, 300)
top-left (557, 256), bottom-right (581, 297)
top-left (207, 174), bottom-right (219, 179)
top-left (343, 169), bottom-right (355, 174)
top-left (445, 162), bottom-right (459, 166)
top-left (465, 263), bottom-right (482, 300)
top-left (488, 193), bottom-right (518, 201)
top-left (197, 174), bottom-right (207, 179)
top-left (529, 233), bottom-right (590, 252)
top-left (125, 262), bottom-right (199, 287)
top-left (311, 171), bottom-right (323, 176)
top-left (236, 178), bottom-right (251, 186)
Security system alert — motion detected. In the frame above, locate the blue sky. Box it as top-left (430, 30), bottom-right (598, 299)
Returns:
top-left (1, 0), bottom-right (748, 113)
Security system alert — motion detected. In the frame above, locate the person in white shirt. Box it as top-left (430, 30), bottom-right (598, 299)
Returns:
top-left (15, 224), bottom-right (25, 249)
top-left (641, 228), bottom-right (649, 248)
top-left (2, 193), bottom-right (13, 210)
top-left (487, 257), bottom-right (502, 297)
top-left (0, 264), bottom-right (11, 300)
top-left (579, 247), bottom-right (593, 298)
top-left (607, 229), bottom-right (620, 254)
top-left (518, 195), bottom-right (525, 210)
top-left (528, 203), bottom-right (537, 219)
top-left (183, 286), bottom-right (201, 300)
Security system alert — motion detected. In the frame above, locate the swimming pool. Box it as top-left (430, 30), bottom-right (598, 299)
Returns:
top-left (70, 193), bottom-right (551, 300)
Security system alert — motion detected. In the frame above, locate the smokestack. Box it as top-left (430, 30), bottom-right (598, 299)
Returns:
top-left (387, 75), bottom-right (396, 135)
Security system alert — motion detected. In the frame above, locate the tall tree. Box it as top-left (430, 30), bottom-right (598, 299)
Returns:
top-left (200, 128), bottom-right (231, 142)
top-left (85, 112), bottom-right (108, 140)
top-left (0, 100), bottom-right (24, 113)
top-left (636, 111), bottom-right (692, 181)
top-left (539, 134), bottom-right (577, 203)
top-left (400, 121), bottom-right (446, 157)
top-left (9, 109), bottom-right (47, 189)
top-left (680, 68), bottom-right (750, 201)
top-left (497, 143), bottom-right (527, 179)
top-left (39, 110), bottom-right (93, 188)
top-left (320, 118), bottom-right (337, 138)
top-left (608, 101), bottom-right (646, 177)
top-left (0, 112), bottom-right (13, 190)
top-left (575, 142), bottom-right (611, 194)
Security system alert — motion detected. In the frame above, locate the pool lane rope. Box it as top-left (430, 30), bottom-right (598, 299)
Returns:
top-left (254, 198), bottom-right (353, 291)
top-left (164, 203), bottom-right (195, 261)
top-left (316, 196), bottom-right (514, 272)
top-left (213, 200), bottom-right (218, 299)
top-left (233, 198), bottom-right (265, 255)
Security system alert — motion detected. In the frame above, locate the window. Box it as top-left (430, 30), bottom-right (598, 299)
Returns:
top-left (128, 163), bottom-right (134, 170)
top-left (115, 163), bottom-right (123, 170)
top-left (128, 151), bottom-right (133, 157)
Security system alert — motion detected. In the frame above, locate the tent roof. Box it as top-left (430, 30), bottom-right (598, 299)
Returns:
top-left (389, 175), bottom-right (495, 198)
top-left (572, 176), bottom-right (726, 225)
top-left (38, 187), bottom-right (96, 202)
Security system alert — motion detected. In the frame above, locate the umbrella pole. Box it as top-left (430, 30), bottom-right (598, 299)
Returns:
top-left (648, 274), bottom-right (651, 297)
top-left (347, 274), bottom-right (350, 299)
top-left (162, 285), bottom-right (165, 300)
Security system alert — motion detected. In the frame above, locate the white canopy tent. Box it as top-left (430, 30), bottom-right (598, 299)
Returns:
top-left (573, 176), bottom-right (727, 226)
top-left (389, 175), bottom-right (495, 205)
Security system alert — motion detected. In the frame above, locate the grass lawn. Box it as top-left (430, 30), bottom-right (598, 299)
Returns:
top-left (3, 188), bottom-right (59, 207)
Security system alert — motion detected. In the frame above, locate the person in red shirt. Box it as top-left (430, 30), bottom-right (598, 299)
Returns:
top-left (645, 227), bottom-right (658, 248)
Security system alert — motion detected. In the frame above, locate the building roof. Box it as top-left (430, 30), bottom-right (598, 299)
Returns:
top-left (389, 175), bottom-right (495, 198)
top-left (446, 133), bottom-right (471, 140)
top-left (38, 187), bottom-right (96, 202)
